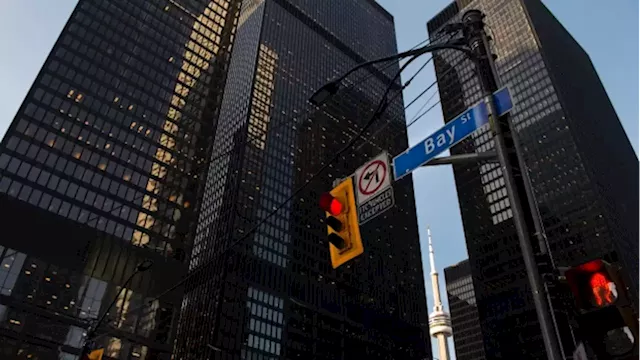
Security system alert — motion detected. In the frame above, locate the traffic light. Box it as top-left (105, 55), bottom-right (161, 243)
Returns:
top-left (564, 259), bottom-right (638, 359)
top-left (319, 177), bottom-right (363, 269)
top-left (81, 348), bottom-right (104, 360)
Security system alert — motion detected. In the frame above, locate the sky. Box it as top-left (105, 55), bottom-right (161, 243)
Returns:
top-left (0, 0), bottom-right (637, 358)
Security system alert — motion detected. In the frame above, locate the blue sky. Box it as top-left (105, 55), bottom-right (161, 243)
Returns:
top-left (0, 1), bottom-right (637, 358)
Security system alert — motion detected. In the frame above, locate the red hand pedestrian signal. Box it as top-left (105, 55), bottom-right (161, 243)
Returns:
top-left (564, 259), bottom-right (638, 359)
top-left (565, 259), bottom-right (621, 312)
top-left (589, 271), bottom-right (617, 307)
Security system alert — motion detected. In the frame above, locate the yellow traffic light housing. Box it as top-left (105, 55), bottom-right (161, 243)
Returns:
top-left (88, 349), bottom-right (104, 360)
top-left (319, 177), bottom-right (363, 268)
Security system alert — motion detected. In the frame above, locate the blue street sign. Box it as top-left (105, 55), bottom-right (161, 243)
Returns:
top-left (493, 87), bottom-right (513, 117)
top-left (393, 87), bottom-right (513, 180)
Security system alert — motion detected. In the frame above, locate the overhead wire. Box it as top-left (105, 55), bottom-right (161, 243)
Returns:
top-left (80, 39), bottom-right (466, 265)
top-left (76, 36), bottom-right (440, 239)
top-left (88, 35), bottom-right (468, 340)
top-left (93, 54), bottom-right (427, 339)
top-left (406, 56), bottom-right (468, 128)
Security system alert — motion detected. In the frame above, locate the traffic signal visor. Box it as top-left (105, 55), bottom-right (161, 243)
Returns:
top-left (320, 178), bottom-right (363, 269)
top-left (566, 259), bottom-right (619, 311)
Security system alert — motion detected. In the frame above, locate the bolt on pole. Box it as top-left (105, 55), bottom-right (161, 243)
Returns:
top-left (462, 9), bottom-right (564, 360)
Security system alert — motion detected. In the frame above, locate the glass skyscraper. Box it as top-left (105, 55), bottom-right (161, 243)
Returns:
top-left (444, 259), bottom-right (485, 360)
top-left (428, 0), bottom-right (638, 358)
top-left (175, 0), bottom-right (431, 359)
top-left (0, 0), bottom-right (240, 358)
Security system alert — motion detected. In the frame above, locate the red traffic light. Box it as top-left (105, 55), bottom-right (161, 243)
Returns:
top-left (319, 192), bottom-right (343, 216)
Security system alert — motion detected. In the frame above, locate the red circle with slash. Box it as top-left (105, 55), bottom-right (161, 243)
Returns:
top-left (358, 160), bottom-right (387, 196)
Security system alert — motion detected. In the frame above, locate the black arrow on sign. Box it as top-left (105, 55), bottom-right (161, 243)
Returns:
top-left (364, 168), bottom-right (380, 183)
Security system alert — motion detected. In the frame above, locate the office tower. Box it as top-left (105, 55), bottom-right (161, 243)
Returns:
top-left (427, 0), bottom-right (638, 358)
top-left (426, 228), bottom-right (453, 360)
top-left (444, 259), bottom-right (486, 360)
top-left (175, 0), bottom-right (431, 359)
top-left (0, 0), bottom-right (239, 358)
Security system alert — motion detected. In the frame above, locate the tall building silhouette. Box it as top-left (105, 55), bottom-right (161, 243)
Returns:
top-left (444, 259), bottom-right (486, 360)
top-left (427, 0), bottom-right (638, 358)
top-left (174, 0), bottom-right (431, 359)
top-left (0, 0), bottom-right (240, 358)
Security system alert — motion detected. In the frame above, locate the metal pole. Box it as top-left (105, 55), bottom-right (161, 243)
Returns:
top-left (462, 10), bottom-right (563, 360)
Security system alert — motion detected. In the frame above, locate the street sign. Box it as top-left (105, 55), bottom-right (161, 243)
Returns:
top-left (493, 87), bottom-right (513, 117)
top-left (358, 186), bottom-right (394, 225)
top-left (353, 152), bottom-right (395, 224)
top-left (392, 87), bottom-right (513, 180)
top-left (354, 152), bottom-right (392, 205)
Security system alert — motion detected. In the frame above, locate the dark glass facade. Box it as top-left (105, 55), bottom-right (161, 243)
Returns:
top-left (0, 0), bottom-right (240, 358)
top-left (444, 259), bottom-right (486, 360)
top-left (175, 0), bottom-right (431, 359)
top-left (427, 0), bottom-right (638, 358)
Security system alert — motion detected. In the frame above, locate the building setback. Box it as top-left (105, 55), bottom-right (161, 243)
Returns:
top-left (0, 0), bottom-right (240, 358)
top-left (174, 0), bottom-right (431, 359)
top-left (427, 0), bottom-right (638, 358)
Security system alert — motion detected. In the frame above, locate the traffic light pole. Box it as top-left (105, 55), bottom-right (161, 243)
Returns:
top-left (462, 10), bottom-right (564, 360)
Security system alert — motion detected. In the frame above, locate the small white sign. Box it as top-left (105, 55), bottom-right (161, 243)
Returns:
top-left (358, 187), bottom-right (395, 225)
top-left (354, 152), bottom-right (392, 205)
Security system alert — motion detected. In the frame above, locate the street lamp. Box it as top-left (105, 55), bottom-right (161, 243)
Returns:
top-left (309, 81), bottom-right (341, 106)
top-left (79, 259), bottom-right (154, 357)
top-left (309, 40), bottom-right (471, 106)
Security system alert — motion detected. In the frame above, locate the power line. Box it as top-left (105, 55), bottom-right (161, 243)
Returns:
top-left (1, 39), bottom-right (441, 265)
top-left (354, 56), bottom-right (434, 150)
top-left (73, 40), bottom-right (442, 241)
top-left (89, 37), bottom-right (468, 340)
top-left (344, 34), bottom-right (446, 89)
top-left (361, 57), bottom-right (468, 153)
top-left (94, 55), bottom-right (424, 338)
top-left (405, 78), bottom-right (436, 111)
top-left (404, 57), bottom-right (467, 130)
top-left (408, 99), bottom-right (442, 129)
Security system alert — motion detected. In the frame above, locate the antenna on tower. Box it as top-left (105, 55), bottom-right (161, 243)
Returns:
top-left (426, 225), bottom-right (453, 360)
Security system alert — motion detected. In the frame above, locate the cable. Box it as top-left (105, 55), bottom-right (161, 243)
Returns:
top-left (408, 90), bottom-right (439, 123)
top-left (89, 37), bottom-right (462, 340)
top-left (21, 37), bottom-right (440, 240)
top-left (403, 57), bottom-right (433, 91)
top-left (406, 56), bottom-right (467, 127)
top-left (405, 78), bottom-right (435, 111)
top-left (407, 99), bottom-right (442, 128)
top-left (97, 55), bottom-right (424, 337)
top-left (342, 33), bottom-right (450, 92)
top-left (353, 56), bottom-right (434, 151)
top-left (47, 44), bottom-right (441, 346)
top-left (362, 56), bottom-right (468, 153)
top-left (402, 32), bottom-right (458, 112)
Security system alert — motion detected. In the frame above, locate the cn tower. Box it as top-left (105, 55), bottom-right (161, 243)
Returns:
top-left (427, 227), bottom-right (453, 360)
